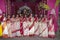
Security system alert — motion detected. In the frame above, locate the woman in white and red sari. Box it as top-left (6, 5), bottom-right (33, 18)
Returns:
top-left (6, 15), bottom-right (12, 38)
top-left (10, 14), bottom-right (16, 37)
top-left (20, 14), bottom-right (24, 36)
top-left (38, 17), bottom-right (42, 37)
top-left (34, 14), bottom-right (39, 36)
top-left (29, 14), bottom-right (34, 36)
top-left (2, 20), bottom-right (8, 38)
top-left (23, 15), bottom-right (29, 36)
top-left (14, 14), bottom-right (21, 37)
top-left (48, 14), bottom-right (55, 38)
top-left (40, 15), bottom-right (48, 38)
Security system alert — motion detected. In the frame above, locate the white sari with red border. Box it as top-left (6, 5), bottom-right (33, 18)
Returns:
top-left (48, 18), bottom-right (55, 37)
top-left (7, 21), bottom-right (12, 37)
top-left (23, 21), bottom-right (29, 36)
top-left (29, 18), bottom-right (34, 35)
top-left (34, 21), bottom-right (39, 35)
top-left (39, 18), bottom-right (48, 37)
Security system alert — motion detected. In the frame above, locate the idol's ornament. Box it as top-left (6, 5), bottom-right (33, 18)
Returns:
top-left (38, 2), bottom-right (50, 11)
top-left (55, 0), bottom-right (60, 7)
top-left (17, 5), bottom-right (32, 16)
top-left (43, 3), bottom-right (50, 10)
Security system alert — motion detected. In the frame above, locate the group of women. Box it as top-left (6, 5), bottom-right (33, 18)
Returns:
top-left (0, 13), bottom-right (55, 38)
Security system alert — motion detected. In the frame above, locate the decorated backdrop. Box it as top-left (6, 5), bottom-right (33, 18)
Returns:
top-left (0, 0), bottom-right (6, 13)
